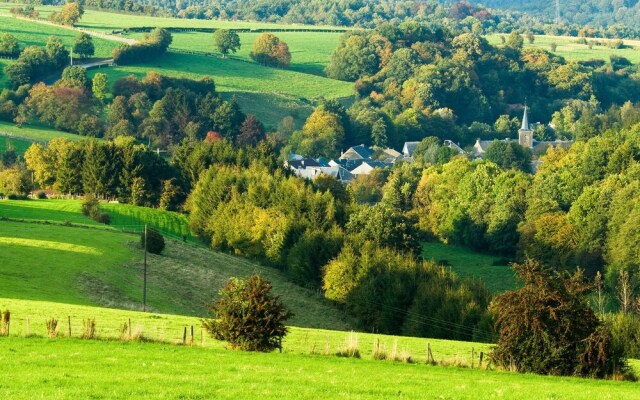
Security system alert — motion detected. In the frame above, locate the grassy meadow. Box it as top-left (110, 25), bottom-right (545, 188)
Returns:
top-left (140, 31), bottom-right (342, 77)
top-left (0, 4), bottom-right (346, 32)
top-left (487, 34), bottom-right (640, 64)
top-left (422, 242), bottom-right (517, 293)
top-left (0, 200), bottom-right (353, 329)
top-left (0, 136), bottom-right (31, 154)
top-left (0, 121), bottom-right (84, 142)
top-left (0, 334), bottom-right (639, 399)
top-left (0, 15), bottom-right (117, 58)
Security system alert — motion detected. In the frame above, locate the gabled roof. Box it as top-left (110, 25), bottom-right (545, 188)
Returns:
top-left (382, 148), bottom-right (402, 159)
top-left (288, 158), bottom-right (321, 169)
top-left (402, 141), bottom-right (420, 157)
top-left (350, 160), bottom-right (391, 175)
top-left (340, 144), bottom-right (374, 160)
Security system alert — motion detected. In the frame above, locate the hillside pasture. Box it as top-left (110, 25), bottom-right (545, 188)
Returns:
top-left (487, 34), bottom-right (640, 65)
top-left (0, 136), bottom-right (31, 155)
top-left (0, 209), bottom-right (353, 329)
top-left (141, 31), bottom-right (342, 76)
top-left (88, 52), bottom-right (353, 99)
top-left (0, 121), bottom-right (84, 143)
top-left (421, 242), bottom-right (517, 293)
top-left (0, 200), bottom-right (100, 225)
top-left (0, 15), bottom-right (118, 58)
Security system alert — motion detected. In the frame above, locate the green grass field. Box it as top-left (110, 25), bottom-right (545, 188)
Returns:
top-left (0, 121), bottom-right (83, 142)
top-left (487, 34), bottom-right (640, 64)
top-left (88, 52), bottom-right (352, 99)
top-left (0, 335), bottom-right (638, 399)
top-left (0, 200), bottom-right (101, 225)
top-left (0, 202), bottom-right (353, 329)
top-left (0, 199), bottom-right (193, 240)
top-left (0, 15), bottom-right (117, 58)
top-left (0, 136), bottom-right (31, 155)
top-left (140, 31), bottom-right (341, 77)
top-left (422, 242), bottom-right (517, 293)
top-left (0, 4), bottom-right (345, 31)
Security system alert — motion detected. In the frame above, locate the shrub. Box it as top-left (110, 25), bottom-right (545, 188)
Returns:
top-left (96, 212), bottom-right (110, 225)
top-left (82, 318), bottom-right (96, 339)
top-left (336, 331), bottom-right (361, 358)
top-left (142, 227), bottom-right (165, 255)
top-left (46, 318), bottom-right (58, 338)
top-left (202, 275), bottom-right (292, 352)
top-left (490, 260), bottom-right (631, 379)
top-left (36, 191), bottom-right (47, 199)
top-left (81, 195), bottom-right (99, 218)
top-left (0, 309), bottom-right (10, 336)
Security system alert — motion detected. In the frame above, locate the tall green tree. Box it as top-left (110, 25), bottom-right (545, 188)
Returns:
top-left (73, 33), bottom-right (94, 59)
top-left (212, 29), bottom-right (240, 57)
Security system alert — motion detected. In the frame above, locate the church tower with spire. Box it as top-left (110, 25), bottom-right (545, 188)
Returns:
top-left (518, 106), bottom-right (533, 148)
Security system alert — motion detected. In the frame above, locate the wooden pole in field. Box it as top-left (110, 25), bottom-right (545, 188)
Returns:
top-left (143, 224), bottom-right (148, 312)
top-left (183, 327), bottom-right (187, 344)
top-left (190, 326), bottom-right (194, 346)
top-left (479, 352), bottom-right (484, 369)
top-left (67, 316), bottom-right (71, 337)
top-left (26, 317), bottom-right (30, 336)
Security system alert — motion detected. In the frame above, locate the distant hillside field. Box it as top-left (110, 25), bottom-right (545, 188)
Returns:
top-left (486, 34), bottom-right (640, 65)
top-left (422, 242), bottom-right (517, 293)
top-left (0, 15), bottom-right (118, 58)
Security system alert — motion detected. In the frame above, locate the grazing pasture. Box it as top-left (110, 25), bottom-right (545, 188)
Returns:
top-left (0, 205), bottom-right (353, 329)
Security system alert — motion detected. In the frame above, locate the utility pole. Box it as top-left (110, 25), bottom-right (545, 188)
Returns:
top-left (143, 224), bottom-right (147, 312)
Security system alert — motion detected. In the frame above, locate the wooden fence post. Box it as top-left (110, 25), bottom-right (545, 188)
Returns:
top-left (471, 347), bottom-right (475, 369)
top-left (190, 326), bottom-right (194, 346)
top-left (479, 352), bottom-right (484, 369)
top-left (68, 316), bottom-right (71, 337)
top-left (26, 317), bottom-right (30, 337)
top-left (183, 327), bottom-right (187, 345)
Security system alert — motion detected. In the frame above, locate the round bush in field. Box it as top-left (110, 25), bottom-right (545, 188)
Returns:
top-left (250, 33), bottom-right (291, 68)
top-left (142, 227), bottom-right (165, 255)
top-left (202, 275), bottom-right (292, 352)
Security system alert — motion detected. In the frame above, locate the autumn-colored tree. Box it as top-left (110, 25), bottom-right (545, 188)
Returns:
top-left (490, 260), bottom-right (630, 379)
top-left (250, 33), bottom-right (291, 68)
top-left (51, 2), bottom-right (84, 26)
top-left (235, 114), bottom-right (265, 147)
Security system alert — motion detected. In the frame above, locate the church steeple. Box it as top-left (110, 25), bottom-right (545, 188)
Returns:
top-left (521, 106), bottom-right (530, 131)
top-left (518, 105), bottom-right (533, 148)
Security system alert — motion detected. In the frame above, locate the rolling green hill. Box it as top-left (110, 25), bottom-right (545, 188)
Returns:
top-left (0, 200), bottom-right (353, 330)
